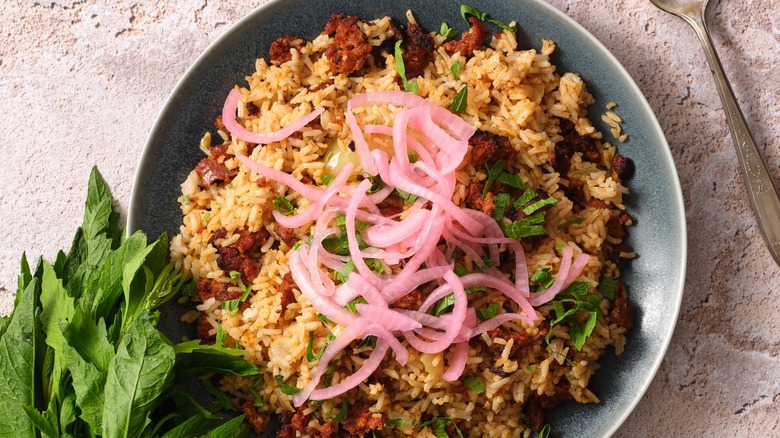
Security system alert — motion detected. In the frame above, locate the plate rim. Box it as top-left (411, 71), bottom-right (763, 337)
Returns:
top-left (127, 0), bottom-right (687, 435)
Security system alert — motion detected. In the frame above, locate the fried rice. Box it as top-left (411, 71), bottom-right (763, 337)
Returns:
top-left (171, 10), bottom-right (636, 438)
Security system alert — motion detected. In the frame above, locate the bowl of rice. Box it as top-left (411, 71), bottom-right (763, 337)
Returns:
top-left (128, 0), bottom-right (686, 436)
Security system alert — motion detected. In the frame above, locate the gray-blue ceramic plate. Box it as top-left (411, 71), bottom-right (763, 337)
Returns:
top-left (128, 0), bottom-right (686, 436)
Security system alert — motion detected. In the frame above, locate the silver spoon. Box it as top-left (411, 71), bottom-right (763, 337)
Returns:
top-left (650, 0), bottom-right (780, 265)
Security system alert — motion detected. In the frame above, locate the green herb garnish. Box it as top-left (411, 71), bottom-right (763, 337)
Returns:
top-left (463, 376), bottom-right (486, 394)
top-left (394, 40), bottom-right (419, 93)
top-left (483, 159), bottom-right (507, 198)
top-left (547, 282), bottom-right (601, 350)
top-left (229, 270), bottom-right (241, 279)
top-left (476, 302), bottom-right (499, 320)
top-left (497, 171), bottom-right (525, 189)
top-left (460, 4), bottom-right (517, 32)
top-left (523, 196), bottom-right (557, 216)
top-left (417, 417), bottom-right (464, 438)
top-left (274, 375), bottom-right (302, 395)
top-left (539, 424), bottom-right (551, 438)
top-left (317, 313), bottom-right (333, 325)
top-left (501, 211), bottom-right (548, 238)
top-left (448, 86), bottom-right (468, 113)
top-left (492, 193), bottom-right (512, 220)
top-left (346, 296), bottom-right (368, 313)
top-left (530, 268), bottom-right (554, 291)
top-left (385, 418), bottom-right (405, 428)
top-left (450, 60), bottom-right (462, 80)
top-left (431, 293), bottom-right (455, 316)
top-left (440, 22), bottom-right (459, 38)
top-left (272, 196), bottom-right (295, 216)
top-left (558, 216), bottom-right (585, 229)
top-left (334, 259), bottom-right (356, 283)
top-left (216, 324), bottom-right (226, 347)
top-left (597, 276), bottom-right (618, 300)
top-left (306, 331), bottom-right (335, 362)
top-left (333, 398), bottom-right (349, 424)
top-left (321, 174), bottom-right (334, 185)
top-left (395, 188), bottom-right (419, 205)
top-left (323, 358), bottom-right (340, 388)
top-left (514, 189), bottom-right (539, 209)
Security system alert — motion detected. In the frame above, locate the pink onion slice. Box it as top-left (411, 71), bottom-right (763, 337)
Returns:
top-left (527, 246), bottom-right (575, 306)
top-left (222, 88), bottom-right (324, 144)
top-left (442, 341), bottom-right (470, 382)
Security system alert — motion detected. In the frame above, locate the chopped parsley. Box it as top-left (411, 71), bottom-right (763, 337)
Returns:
top-left (272, 196), bottom-right (295, 216)
top-left (274, 374), bottom-right (302, 395)
top-left (222, 299), bottom-right (239, 315)
top-left (249, 387), bottom-right (264, 408)
top-left (321, 173), bottom-right (334, 185)
top-left (366, 174), bottom-right (384, 194)
top-left (179, 195), bottom-right (190, 205)
top-left (229, 270), bottom-right (241, 279)
top-left (408, 152), bottom-right (418, 163)
top-left (460, 4), bottom-right (517, 32)
top-left (394, 40), bottom-right (419, 93)
top-left (463, 376), bottom-right (486, 394)
top-left (539, 424), bottom-right (551, 438)
top-left (431, 293), bottom-right (455, 316)
top-left (202, 212), bottom-right (210, 222)
top-left (448, 86), bottom-right (468, 113)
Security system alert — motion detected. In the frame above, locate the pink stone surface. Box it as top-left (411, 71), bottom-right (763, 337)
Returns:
top-left (1, 0), bottom-right (778, 435)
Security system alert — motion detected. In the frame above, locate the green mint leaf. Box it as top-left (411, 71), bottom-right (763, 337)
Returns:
top-left (275, 375), bottom-right (302, 395)
top-left (334, 259), bottom-right (356, 284)
top-left (497, 171), bottom-right (525, 189)
top-left (460, 4), bottom-right (517, 32)
top-left (394, 40), bottom-right (419, 93)
top-left (272, 196), bottom-right (295, 216)
top-left (440, 22), bottom-right (459, 38)
top-left (333, 398), bottom-right (349, 424)
top-left (463, 376), bottom-right (486, 394)
top-left (558, 216), bottom-right (585, 229)
top-left (395, 188), bottom-right (419, 205)
top-left (597, 276), bottom-right (618, 300)
top-left (514, 189), bottom-right (539, 209)
top-left (385, 418), bottom-right (405, 428)
top-left (501, 211), bottom-right (548, 238)
top-left (530, 268), bottom-right (554, 291)
top-left (345, 295), bottom-right (367, 314)
top-left (483, 159), bottom-right (507, 198)
top-left (448, 86), bottom-right (468, 113)
top-left (317, 313), bottom-right (333, 325)
top-left (306, 331), bottom-right (329, 362)
top-left (476, 302), bottom-right (499, 320)
top-left (102, 311), bottom-right (176, 438)
top-left (450, 60), bottom-right (462, 80)
top-left (431, 293), bottom-right (455, 316)
top-left (522, 196), bottom-right (557, 216)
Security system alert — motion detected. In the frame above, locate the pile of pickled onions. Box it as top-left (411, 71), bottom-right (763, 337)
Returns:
top-left (225, 88), bottom-right (589, 405)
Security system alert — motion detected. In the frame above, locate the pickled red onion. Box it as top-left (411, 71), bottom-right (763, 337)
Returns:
top-left (222, 88), bottom-right (324, 144)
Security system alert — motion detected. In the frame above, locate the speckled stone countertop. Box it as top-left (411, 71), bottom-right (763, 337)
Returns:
top-left (1, 0), bottom-right (778, 435)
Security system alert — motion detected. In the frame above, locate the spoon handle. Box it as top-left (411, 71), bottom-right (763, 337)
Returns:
top-left (684, 7), bottom-right (780, 265)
